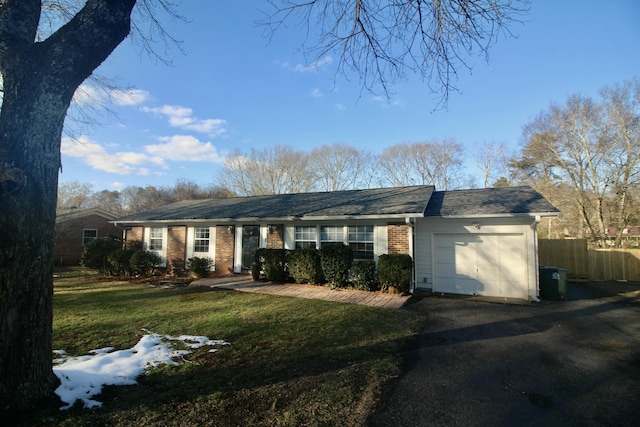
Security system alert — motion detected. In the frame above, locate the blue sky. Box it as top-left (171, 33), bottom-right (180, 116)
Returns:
top-left (59, 0), bottom-right (640, 191)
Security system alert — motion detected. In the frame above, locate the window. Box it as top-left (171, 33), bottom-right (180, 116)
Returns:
top-left (83, 229), bottom-right (98, 246)
top-left (295, 226), bottom-right (317, 249)
top-left (348, 225), bottom-right (374, 259)
top-left (149, 227), bottom-right (163, 251)
top-left (321, 225), bottom-right (343, 243)
top-left (193, 227), bottom-right (210, 253)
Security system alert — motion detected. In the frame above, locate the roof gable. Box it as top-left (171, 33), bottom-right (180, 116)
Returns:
top-left (424, 186), bottom-right (560, 217)
top-left (56, 208), bottom-right (118, 222)
top-left (115, 186), bottom-right (435, 223)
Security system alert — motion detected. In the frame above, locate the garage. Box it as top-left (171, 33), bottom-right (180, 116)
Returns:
top-left (433, 233), bottom-right (527, 298)
top-left (414, 187), bottom-right (560, 300)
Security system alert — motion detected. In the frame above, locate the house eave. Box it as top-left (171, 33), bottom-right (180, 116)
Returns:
top-left (112, 213), bottom-right (425, 226)
top-left (425, 212), bottom-right (561, 219)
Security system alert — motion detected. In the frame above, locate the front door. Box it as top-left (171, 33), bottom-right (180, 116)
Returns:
top-left (241, 225), bottom-right (260, 270)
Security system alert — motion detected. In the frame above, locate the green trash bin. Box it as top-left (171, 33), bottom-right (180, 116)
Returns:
top-left (539, 266), bottom-right (569, 301)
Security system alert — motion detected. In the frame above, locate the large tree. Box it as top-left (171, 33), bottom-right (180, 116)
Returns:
top-left (0, 0), bottom-right (528, 413)
top-left (378, 139), bottom-right (468, 190)
top-left (0, 0), bottom-right (138, 413)
top-left (309, 143), bottom-right (376, 191)
top-left (514, 79), bottom-right (640, 245)
top-left (218, 145), bottom-right (316, 196)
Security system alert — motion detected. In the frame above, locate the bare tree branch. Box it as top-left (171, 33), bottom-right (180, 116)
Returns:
top-left (261, 0), bottom-right (529, 107)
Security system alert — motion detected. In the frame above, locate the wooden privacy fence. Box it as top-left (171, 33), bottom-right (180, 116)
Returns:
top-left (538, 239), bottom-right (640, 282)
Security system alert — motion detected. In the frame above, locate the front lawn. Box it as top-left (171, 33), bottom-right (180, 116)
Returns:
top-left (43, 269), bottom-right (424, 426)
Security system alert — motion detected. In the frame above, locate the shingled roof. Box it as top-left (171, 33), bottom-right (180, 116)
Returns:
top-left (115, 185), bottom-right (435, 223)
top-left (424, 186), bottom-right (560, 217)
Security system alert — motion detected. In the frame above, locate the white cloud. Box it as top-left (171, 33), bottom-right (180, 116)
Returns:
top-left (110, 182), bottom-right (125, 189)
top-left (72, 85), bottom-right (149, 107)
top-left (61, 136), bottom-right (164, 175)
top-left (142, 105), bottom-right (227, 136)
top-left (283, 55), bottom-right (333, 73)
top-left (112, 88), bottom-right (149, 106)
top-left (145, 135), bottom-right (224, 163)
top-left (311, 88), bottom-right (323, 98)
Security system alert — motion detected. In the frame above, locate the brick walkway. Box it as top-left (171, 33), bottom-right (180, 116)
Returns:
top-left (192, 275), bottom-right (411, 309)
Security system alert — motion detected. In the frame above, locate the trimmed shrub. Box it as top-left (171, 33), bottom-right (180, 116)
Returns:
top-left (320, 243), bottom-right (354, 289)
top-left (130, 250), bottom-right (162, 277)
top-left (107, 248), bottom-right (136, 276)
top-left (378, 254), bottom-right (413, 293)
top-left (125, 240), bottom-right (144, 251)
top-left (187, 256), bottom-right (214, 279)
top-left (80, 235), bottom-right (122, 275)
top-left (288, 249), bottom-right (323, 284)
top-left (254, 248), bottom-right (288, 282)
top-left (351, 260), bottom-right (378, 291)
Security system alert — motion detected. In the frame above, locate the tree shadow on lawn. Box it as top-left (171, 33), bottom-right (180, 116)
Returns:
top-left (49, 332), bottom-right (418, 426)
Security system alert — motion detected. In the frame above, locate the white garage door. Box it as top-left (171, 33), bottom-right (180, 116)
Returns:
top-left (434, 233), bottom-right (527, 298)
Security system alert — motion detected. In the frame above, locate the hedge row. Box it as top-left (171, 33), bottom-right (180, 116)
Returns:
top-left (80, 236), bottom-right (162, 277)
top-left (253, 245), bottom-right (413, 293)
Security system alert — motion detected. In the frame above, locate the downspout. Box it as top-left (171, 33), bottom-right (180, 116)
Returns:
top-left (531, 215), bottom-right (541, 302)
top-left (406, 217), bottom-right (416, 294)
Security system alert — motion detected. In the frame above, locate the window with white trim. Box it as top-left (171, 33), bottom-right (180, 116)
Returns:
top-left (83, 229), bottom-right (98, 246)
top-left (321, 225), bottom-right (343, 243)
top-left (149, 227), bottom-right (164, 251)
top-left (193, 227), bottom-right (210, 253)
top-left (295, 226), bottom-right (317, 249)
top-left (348, 225), bottom-right (374, 260)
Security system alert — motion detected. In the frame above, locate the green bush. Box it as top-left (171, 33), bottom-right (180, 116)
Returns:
top-left (254, 248), bottom-right (288, 282)
top-left (130, 250), bottom-right (162, 277)
top-left (378, 254), bottom-right (413, 293)
top-left (80, 235), bottom-right (122, 274)
top-left (107, 248), bottom-right (137, 276)
top-left (351, 260), bottom-right (378, 291)
top-left (320, 243), bottom-right (354, 289)
top-left (288, 249), bottom-right (324, 284)
top-left (187, 256), bottom-right (214, 279)
top-left (125, 240), bottom-right (144, 251)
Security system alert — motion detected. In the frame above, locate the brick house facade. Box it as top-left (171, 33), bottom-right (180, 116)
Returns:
top-left (112, 186), bottom-right (559, 299)
top-left (54, 208), bottom-right (121, 266)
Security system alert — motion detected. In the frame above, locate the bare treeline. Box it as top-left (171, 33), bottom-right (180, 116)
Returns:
top-left (218, 139), bottom-right (488, 197)
top-left (57, 178), bottom-right (234, 216)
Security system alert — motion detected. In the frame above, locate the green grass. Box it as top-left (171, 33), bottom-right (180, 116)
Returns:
top-left (44, 269), bottom-right (425, 426)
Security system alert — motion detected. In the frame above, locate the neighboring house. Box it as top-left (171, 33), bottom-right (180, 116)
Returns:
top-left (112, 185), bottom-right (560, 300)
top-left (55, 208), bottom-right (122, 266)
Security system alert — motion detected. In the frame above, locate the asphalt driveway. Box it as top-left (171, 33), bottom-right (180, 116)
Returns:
top-left (369, 282), bottom-right (640, 426)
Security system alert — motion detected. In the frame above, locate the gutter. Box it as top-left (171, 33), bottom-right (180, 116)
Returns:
top-left (531, 215), bottom-right (542, 302)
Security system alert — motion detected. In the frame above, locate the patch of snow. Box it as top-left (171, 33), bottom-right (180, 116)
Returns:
top-left (53, 330), bottom-right (229, 410)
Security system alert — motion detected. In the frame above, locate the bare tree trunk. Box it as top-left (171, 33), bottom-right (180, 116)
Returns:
top-left (0, 74), bottom-right (64, 411)
top-left (0, 0), bottom-right (136, 413)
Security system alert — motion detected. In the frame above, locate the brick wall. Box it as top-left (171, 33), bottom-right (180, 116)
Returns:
top-left (215, 225), bottom-right (235, 274)
top-left (167, 226), bottom-right (187, 273)
top-left (126, 226), bottom-right (143, 242)
top-left (387, 223), bottom-right (410, 254)
top-left (54, 214), bottom-right (122, 266)
top-left (266, 224), bottom-right (284, 249)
